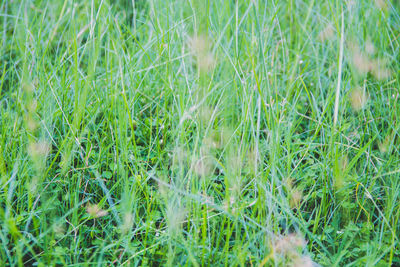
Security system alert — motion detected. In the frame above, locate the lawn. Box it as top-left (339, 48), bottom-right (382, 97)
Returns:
top-left (0, 0), bottom-right (399, 266)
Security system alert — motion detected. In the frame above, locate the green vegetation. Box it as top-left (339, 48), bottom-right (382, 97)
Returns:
top-left (1, 0), bottom-right (399, 266)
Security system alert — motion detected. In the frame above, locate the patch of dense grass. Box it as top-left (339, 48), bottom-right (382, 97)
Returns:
top-left (0, 0), bottom-right (399, 266)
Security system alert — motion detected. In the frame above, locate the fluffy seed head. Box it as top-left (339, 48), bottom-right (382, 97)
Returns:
top-left (189, 34), bottom-right (216, 72)
top-left (292, 255), bottom-right (316, 267)
top-left (193, 157), bottom-right (213, 177)
top-left (274, 233), bottom-right (306, 254)
top-left (166, 203), bottom-right (186, 234)
top-left (374, 0), bottom-right (388, 10)
top-left (29, 140), bottom-right (50, 158)
top-left (349, 87), bottom-right (368, 111)
top-left (86, 204), bottom-right (108, 218)
top-left (290, 189), bottom-right (303, 209)
top-left (350, 43), bottom-right (392, 80)
top-left (318, 24), bottom-right (335, 42)
top-left (121, 213), bottom-right (134, 234)
top-left (365, 39), bottom-right (375, 55)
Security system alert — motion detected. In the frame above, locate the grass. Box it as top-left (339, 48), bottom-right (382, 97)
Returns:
top-left (0, 0), bottom-right (400, 266)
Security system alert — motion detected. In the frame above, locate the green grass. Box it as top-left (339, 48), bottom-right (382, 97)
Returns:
top-left (1, 0), bottom-right (400, 266)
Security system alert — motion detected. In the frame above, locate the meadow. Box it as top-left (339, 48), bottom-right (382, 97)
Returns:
top-left (0, 0), bottom-right (400, 266)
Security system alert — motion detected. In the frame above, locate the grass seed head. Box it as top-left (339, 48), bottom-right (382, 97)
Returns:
top-left (189, 34), bottom-right (216, 72)
top-left (198, 105), bottom-right (214, 124)
top-left (274, 233), bottom-right (306, 255)
top-left (193, 157), bottom-right (213, 177)
top-left (365, 39), bottom-right (375, 55)
top-left (378, 132), bottom-right (392, 153)
top-left (227, 154), bottom-right (242, 175)
top-left (349, 87), bottom-right (368, 111)
top-left (374, 0), bottom-right (388, 10)
top-left (172, 146), bottom-right (188, 166)
top-left (198, 53), bottom-right (216, 72)
top-left (290, 189), bottom-right (303, 209)
top-left (189, 34), bottom-right (209, 55)
top-left (334, 155), bottom-right (349, 189)
top-left (28, 140), bottom-right (50, 158)
top-left (292, 255), bottom-right (316, 267)
top-left (350, 43), bottom-right (392, 80)
top-left (245, 148), bottom-right (259, 173)
top-left (27, 99), bottom-right (38, 113)
top-left (318, 24), bottom-right (335, 42)
top-left (23, 82), bottom-right (35, 93)
top-left (371, 64), bottom-right (391, 80)
top-left (27, 117), bottom-right (39, 132)
top-left (167, 203), bottom-right (186, 235)
top-left (351, 48), bottom-right (371, 74)
top-left (53, 223), bottom-right (66, 238)
top-left (86, 204), bottom-right (108, 218)
top-left (121, 213), bottom-right (134, 234)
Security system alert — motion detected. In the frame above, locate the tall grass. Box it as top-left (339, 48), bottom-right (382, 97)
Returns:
top-left (0, 0), bottom-right (399, 266)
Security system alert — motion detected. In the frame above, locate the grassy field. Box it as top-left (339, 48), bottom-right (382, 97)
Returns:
top-left (1, 0), bottom-right (400, 266)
